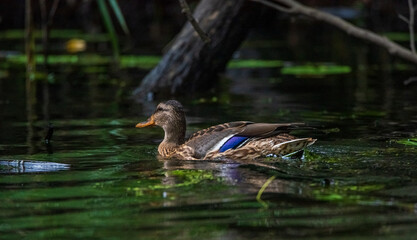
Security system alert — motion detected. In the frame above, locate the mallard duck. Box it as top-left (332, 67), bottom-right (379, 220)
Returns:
top-left (135, 100), bottom-right (316, 160)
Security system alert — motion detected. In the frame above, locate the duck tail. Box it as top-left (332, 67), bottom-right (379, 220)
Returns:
top-left (271, 138), bottom-right (316, 156)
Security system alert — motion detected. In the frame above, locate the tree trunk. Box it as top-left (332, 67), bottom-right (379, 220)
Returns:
top-left (133, 0), bottom-right (261, 100)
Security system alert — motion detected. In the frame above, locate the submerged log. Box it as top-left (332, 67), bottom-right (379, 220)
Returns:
top-left (0, 160), bottom-right (70, 173)
top-left (133, 0), bottom-right (262, 100)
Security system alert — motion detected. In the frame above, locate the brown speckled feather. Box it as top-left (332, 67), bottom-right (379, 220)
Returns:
top-left (239, 123), bottom-right (305, 137)
top-left (204, 134), bottom-right (316, 160)
top-left (186, 121), bottom-right (251, 158)
top-left (188, 121), bottom-right (250, 140)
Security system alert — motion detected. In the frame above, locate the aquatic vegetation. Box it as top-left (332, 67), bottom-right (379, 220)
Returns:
top-left (281, 64), bottom-right (351, 76)
top-left (396, 138), bottom-right (417, 146)
top-left (97, 0), bottom-right (130, 59)
top-left (227, 59), bottom-right (283, 68)
top-left (120, 55), bottom-right (161, 69)
top-left (127, 169), bottom-right (218, 194)
top-left (0, 29), bottom-right (109, 41)
top-left (2, 54), bottom-right (160, 70)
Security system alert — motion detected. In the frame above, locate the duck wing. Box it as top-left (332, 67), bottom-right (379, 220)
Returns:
top-left (239, 122), bottom-right (305, 138)
top-left (216, 122), bottom-right (306, 153)
top-left (186, 122), bottom-right (305, 159)
top-left (185, 121), bottom-right (252, 159)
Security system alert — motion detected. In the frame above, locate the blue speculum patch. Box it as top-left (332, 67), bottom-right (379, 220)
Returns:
top-left (219, 136), bottom-right (249, 152)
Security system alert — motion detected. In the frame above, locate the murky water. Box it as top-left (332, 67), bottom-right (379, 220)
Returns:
top-left (2, 39), bottom-right (417, 239)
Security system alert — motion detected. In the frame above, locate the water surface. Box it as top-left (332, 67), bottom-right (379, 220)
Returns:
top-left (1, 38), bottom-right (417, 239)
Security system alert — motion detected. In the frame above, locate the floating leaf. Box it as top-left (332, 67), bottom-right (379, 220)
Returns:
top-left (65, 39), bottom-right (87, 53)
top-left (120, 55), bottom-right (161, 69)
top-left (4, 54), bottom-right (161, 69)
top-left (281, 65), bottom-right (351, 76)
top-left (227, 59), bottom-right (283, 69)
top-left (0, 29), bottom-right (109, 41)
top-left (396, 138), bottom-right (417, 146)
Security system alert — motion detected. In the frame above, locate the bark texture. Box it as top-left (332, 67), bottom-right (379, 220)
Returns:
top-left (133, 0), bottom-right (260, 100)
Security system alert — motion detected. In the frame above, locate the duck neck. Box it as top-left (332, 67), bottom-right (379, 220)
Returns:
top-left (162, 120), bottom-right (186, 147)
top-left (158, 122), bottom-right (185, 157)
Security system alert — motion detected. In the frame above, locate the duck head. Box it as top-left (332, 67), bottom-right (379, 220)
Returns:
top-left (136, 100), bottom-right (186, 145)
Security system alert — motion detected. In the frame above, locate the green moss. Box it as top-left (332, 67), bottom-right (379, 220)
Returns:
top-left (0, 29), bottom-right (109, 41)
top-left (281, 65), bottom-right (351, 76)
top-left (227, 59), bottom-right (283, 69)
top-left (396, 138), bottom-right (417, 146)
top-left (126, 169), bottom-right (219, 194)
top-left (120, 55), bottom-right (161, 69)
top-left (4, 54), bottom-right (161, 69)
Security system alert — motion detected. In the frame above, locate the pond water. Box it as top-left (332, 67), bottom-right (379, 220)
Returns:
top-left (2, 35), bottom-right (417, 239)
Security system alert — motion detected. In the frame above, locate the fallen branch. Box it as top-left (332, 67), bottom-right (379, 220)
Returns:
top-left (252, 0), bottom-right (417, 65)
top-left (178, 0), bottom-right (211, 44)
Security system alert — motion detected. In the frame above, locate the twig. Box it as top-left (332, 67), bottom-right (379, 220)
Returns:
top-left (40, 0), bottom-right (59, 67)
top-left (408, 0), bottom-right (416, 54)
top-left (399, 14), bottom-right (410, 24)
top-left (40, 0), bottom-right (48, 66)
top-left (256, 175), bottom-right (276, 208)
top-left (398, 14), bottom-right (410, 24)
top-left (251, 0), bottom-right (417, 65)
top-left (49, 0), bottom-right (60, 24)
top-left (25, 0), bottom-right (35, 80)
top-left (404, 76), bottom-right (417, 85)
top-left (252, 0), bottom-right (294, 13)
top-left (178, 0), bottom-right (211, 44)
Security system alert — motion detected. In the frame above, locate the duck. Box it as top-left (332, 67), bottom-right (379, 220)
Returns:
top-left (135, 100), bottom-right (316, 160)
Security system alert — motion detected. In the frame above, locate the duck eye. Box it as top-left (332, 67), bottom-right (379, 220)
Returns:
top-left (156, 107), bottom-right (165, 112)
